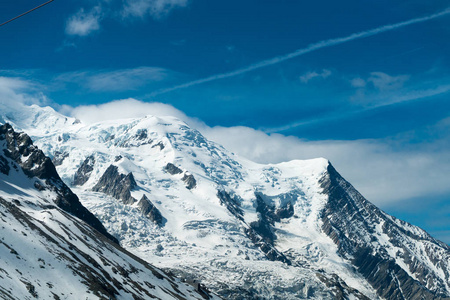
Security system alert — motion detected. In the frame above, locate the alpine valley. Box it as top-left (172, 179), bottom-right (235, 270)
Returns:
top-left (1, 101), bottom-right (449, 300)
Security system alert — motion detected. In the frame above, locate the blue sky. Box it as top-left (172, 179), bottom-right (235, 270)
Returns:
top-left (0, 0), bottom-right (449, 243)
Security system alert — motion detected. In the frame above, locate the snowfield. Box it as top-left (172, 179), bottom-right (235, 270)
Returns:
top-left (0, 120), bottom-right (217, 299)
top-left (1, 102), bottom-right (449, 299)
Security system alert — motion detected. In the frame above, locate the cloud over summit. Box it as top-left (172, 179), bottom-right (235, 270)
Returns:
top-left (59, 99), bottom-right (450, 207)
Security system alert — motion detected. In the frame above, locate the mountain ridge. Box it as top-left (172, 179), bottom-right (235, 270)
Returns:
top-left (1, 103), bottom-right (449, 299)
top-left (0, 122), bottom-right (216, 299)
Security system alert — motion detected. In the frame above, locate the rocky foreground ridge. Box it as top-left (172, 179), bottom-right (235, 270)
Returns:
top-left (0, 122), bottom-right (216, 300)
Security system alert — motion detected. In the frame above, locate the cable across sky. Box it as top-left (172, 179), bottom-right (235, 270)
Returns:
top-left (0, 0), bottom-right (55, 28)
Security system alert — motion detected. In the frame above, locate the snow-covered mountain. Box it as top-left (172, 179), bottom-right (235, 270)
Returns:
top-left (1, 102), bottom-right (449, 299)
top-left (0, 119), bottom-right (216, 298)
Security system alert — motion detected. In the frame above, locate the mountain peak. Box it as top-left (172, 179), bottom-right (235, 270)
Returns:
top-left (1, 103), bottom-right (449, 299)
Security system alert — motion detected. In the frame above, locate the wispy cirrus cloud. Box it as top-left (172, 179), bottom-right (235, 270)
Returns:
top-left (144, 7), bottom-right (450, 97)
top-left (263, 72), bottom-right (450, 134)
top-left (300, 69), bottom-right (332, 83)
top-left (367, 72), bottom-right (410, 91)
top-left (350, 77), bottom-right (367, 88)
top-left (122, 0), bottom-right (188, 19)
top-left (55, 67), bottom-right (170, 92)
top-left (349, 71), bottom-right (411, 103)
top-left (65, 0), bottom-right (189, 37)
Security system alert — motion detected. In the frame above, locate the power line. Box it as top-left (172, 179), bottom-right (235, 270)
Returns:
top-left (0, 0), bottom-right (55, 28)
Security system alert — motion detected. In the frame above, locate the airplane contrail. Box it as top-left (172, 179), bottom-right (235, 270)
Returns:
top-left (264, 84), bottom-right (450, 133)
top-left (146, 7), bottom-right (450, 98)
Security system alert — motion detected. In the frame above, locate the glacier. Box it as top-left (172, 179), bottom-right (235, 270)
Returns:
top-left (1, 101), bottom-right (449, 299)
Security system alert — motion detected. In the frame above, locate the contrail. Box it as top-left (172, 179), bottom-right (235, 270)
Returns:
top-left (264, 83), bottom-right (450, 133)
top-left (146, 7), bottom-right (450, 97)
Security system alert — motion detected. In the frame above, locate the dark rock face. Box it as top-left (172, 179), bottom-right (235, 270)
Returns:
top-left (0, 154), bottom-right (10, 175)
top-left (93, 166), bottom-right (167, 225)
top-left (254, 193), bottom-right (294, 224)
top-left (135, 129), bottom-right (148, 141)
top-left (352, 247), bottom-right (440, 300)
top-left (93, 165), bottom-right (137, 205)
top-left (315, 273), bottom-right (370, 300)
top-left (217, 190), bottom-right (244, 221)
top-left (243, 225), bottom-right (291, 265)
top-left (52, 151), bottom-right (69, 166)
top-left (115, 129), bottom-right (153, 147)
top-left (164, 163), bottom-right (197, 190)
top-left (0, 123), bottom-right (117, 244)
top-left (251, 194), bottom-right (277, 243)
top-left (1, 124), bottom-right (59, 180)
top-left (137, 195), bottom-right (165, 225)
top-left (164, 163), bottom-right (183, 175)
top-left (152, 141), bottom-right (165, 150)
top-left (275, 202), bottom-right (294, 220)
top-left (216, 190), bottom-right (290, 264)
top-left (240, 192), bottom-right (295, 262)
top-left (320, 162), bottom-right (450, 299)
top-left (182, 173), bottom-right (197, 190)
top-left (73, 155), bottom-right (95, 186)
top-left (242, 193), bottom-right (292, 264)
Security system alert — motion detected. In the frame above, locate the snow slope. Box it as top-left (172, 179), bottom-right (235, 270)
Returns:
top-left (0, 122), bottom-right (216, 299)
top-left (1, 102), bottom-right (449, 299)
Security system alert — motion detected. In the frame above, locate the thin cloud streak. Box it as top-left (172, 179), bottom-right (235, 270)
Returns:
top-left (265, 84), bottom-right (450, 133)
top-left (145, 7), bottom-right (450, 98)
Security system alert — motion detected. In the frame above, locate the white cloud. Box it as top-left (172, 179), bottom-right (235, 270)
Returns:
top-left (0, 77), bottom-right (29, 105)
top-left (368, 72), bottom-right (410, 91)
top-left (122, 0), bottom-right (189, 19)
top-left (201, 125), bottom-right (450, 206)
top-left (56, 67), bottom-right (169, 92)
top-left (66, 7), bottom-right (102, 36)
top-left (350, 77), bottom-right (366, 88)
top-left (61, 99), bottom-right (450, 207)
top-left (66, 99), bottom-right (204, 127)
top-left (0, 76), bottom-right (29, 91)
top-left (0, 77), bottom-right (48, 106)
top-left (300, 69), bottom-right (332, 83)
top-left (65, 0), bottom-right (188, 38)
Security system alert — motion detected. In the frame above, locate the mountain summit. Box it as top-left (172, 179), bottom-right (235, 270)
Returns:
top-left (1, 103), bottom-right (449, 299)
top-left (0, 122), bottom-right (216, 299)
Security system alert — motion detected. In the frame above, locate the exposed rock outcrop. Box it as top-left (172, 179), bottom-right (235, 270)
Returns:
top-left (165, 162), bottom-right (183, 175)
top-left (92, 165), bottom-right (137, 205)
top-left (217, 190), bottom-right (244, 221)
top-left (137, 195), bottom-right (165, 225)
top-left (0, 123), bottom-right (117, 244)
top-left (73, 155), bottom-right (95, 186)
top-left (182, 172), bottom-right (197, 190)
top-left (0, 154), bottom-right (10, 175)
top-left (52, 151), bottom-right (69, 166)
